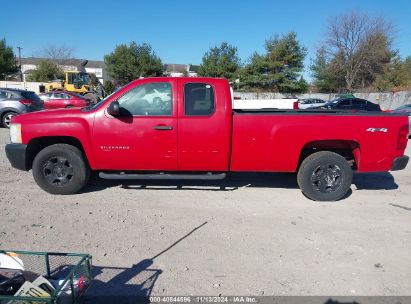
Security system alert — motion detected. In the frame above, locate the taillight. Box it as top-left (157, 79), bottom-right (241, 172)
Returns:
top-left (293, 101), bottom-right (299, 109)
top-left (397, 125), bottom-right (409, 150)
top-left (19, 99), bottom-right (34, 106)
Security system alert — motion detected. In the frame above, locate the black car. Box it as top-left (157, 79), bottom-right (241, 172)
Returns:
top-left (318, 98), bottom-right (382, 112)
top-left (0, 88), bottom-right (44, 128)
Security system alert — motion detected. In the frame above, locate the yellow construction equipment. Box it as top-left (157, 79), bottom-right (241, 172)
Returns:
top-left (44, 60), bottom-right (104, 102)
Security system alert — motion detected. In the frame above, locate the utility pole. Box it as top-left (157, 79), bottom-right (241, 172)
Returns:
top-left (17, 46), bottom-right (23, 81)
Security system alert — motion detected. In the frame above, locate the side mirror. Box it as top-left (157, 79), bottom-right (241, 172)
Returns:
top-left (107, 101), bottom-right (120, 116)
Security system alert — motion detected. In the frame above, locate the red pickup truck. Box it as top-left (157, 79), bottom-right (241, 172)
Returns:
top-left (5, 77), bottom-right (409, 201)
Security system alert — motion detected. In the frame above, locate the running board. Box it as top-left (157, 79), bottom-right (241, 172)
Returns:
top-left (98, 172), bottom-right (227, 180)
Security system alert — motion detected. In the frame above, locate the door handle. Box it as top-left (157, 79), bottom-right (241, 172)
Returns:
top-left (154, 125), bottom-right (173, 130)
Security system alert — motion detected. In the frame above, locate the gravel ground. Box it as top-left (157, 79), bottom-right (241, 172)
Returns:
top-left (0, 128), bottom-right (410, 297)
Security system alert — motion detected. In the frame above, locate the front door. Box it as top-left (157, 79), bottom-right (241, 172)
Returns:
top-left (92, 80), bottom-right (178, 171)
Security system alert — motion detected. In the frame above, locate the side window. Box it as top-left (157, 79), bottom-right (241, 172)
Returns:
top-left (118, 83), bottom-right (172, 116)
top-left (335, 99), bottom-right (351, 109)
top-left (0, 90), bottom-right (7, 100)
top-left (351, 99), bottom-right (364, 110)
top-left (184, 83), bottom-right (215, 116)
top-left (366, 101), bottom-right (379, 111)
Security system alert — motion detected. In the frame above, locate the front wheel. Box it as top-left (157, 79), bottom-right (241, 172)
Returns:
top-left (297, 151), bottom-right (353, 201)
top-left (32, 144), bottom-right (89, 195)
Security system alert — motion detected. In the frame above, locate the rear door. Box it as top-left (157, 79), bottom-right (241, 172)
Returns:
top-left (177, 79), bottom-right (232, 171)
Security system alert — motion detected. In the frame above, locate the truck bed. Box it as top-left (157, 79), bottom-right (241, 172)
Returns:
top-left (230, 110), bottom-right (408, 172)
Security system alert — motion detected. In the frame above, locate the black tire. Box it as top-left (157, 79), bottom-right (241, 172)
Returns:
top-left (2, 111), bottom-right (18, 128)
top-left (32, 144), bottom-right (89, 195)
top-left (297, 151), bottom-right (353, 201)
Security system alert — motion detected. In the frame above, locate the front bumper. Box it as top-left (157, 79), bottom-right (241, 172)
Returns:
top-left (5, 144), bottom-right (28, 171)
top-left (390, 155), bottom-right (409, 171)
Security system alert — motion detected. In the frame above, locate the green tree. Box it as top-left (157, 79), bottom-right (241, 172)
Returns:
top-left (373, 56), bottom-right (411, 91)
top-left (103, 80), bottom-right (116, 95)
top-left (0, 38), bottom-right (18, 80)
top-left (241, 32), bottom-right (307, 93)
top-left (404, 56), bottom-right (411, 80)
top-left (104, 42), bottom-right (163, 85)
top-left (27, 60), bottom-right (64, 82)
top-left (310, 47), bottom-right (345, 92)
top-left (319, 11), bottom-right (394, 91)
top-left (197, 42), bottom-right (241, 80)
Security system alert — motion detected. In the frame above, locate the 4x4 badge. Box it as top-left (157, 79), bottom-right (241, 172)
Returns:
top-left (366, 128), bottom-right (388, 133)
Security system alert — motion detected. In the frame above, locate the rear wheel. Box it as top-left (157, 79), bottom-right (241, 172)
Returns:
top-left (32, 144), bottom-right (89, 195)
top-left (2, 111), bottom-right (18, 128)
top-left (297, 151), bottom-right (353, 201)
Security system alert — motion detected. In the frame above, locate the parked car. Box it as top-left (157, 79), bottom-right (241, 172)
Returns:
top-left (298, 98), bottom-right (327, 109)
top-left (392, 104), bottom-right (411, 136)
top-left (39, 91), bottom-right (90, 109)
top-left (334, 93), bottom-right (355, 99)
top-left (0, 88), bottom-right (44, 128)
top-left (317, 98), bottom-right (382, 111)
top-left (5, 78), bottom-right (409, 201)
top-left (141, 86), bottom-right (172, 104)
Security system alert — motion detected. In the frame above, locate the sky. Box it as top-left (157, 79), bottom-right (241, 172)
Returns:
top-left (2, 0), bottom-right (411, 81)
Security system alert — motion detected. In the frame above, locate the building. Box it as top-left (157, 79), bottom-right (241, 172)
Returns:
top-left (20, 58), bottom-right (199, 83)
top-left (20, 57), bottom-right (107, 83)
top-left (163, 64), bottom-right (199, 77)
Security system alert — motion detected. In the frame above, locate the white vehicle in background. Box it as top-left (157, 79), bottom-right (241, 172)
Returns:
top-left (298, 98), bottom-right (327, 109)
top-left (144, 88), bottom-right (172, 104)
top-left (233, 98), bottom-right (299, 110)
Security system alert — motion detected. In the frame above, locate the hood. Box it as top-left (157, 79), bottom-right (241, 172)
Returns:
top-left (12, 108), bottom-right (85, 124)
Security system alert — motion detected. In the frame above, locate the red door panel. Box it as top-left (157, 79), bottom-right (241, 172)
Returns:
top-left (92, 79), bottom-right (178, 171)
top-left (177, 79), bottom-right (232, 171)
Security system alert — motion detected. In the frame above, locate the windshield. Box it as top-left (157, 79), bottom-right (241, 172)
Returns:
top-left (83, 85), bottom-right (124, 111)
top-left (68, 72), bottom-right (89, 85)
top-left (77, 73), bottom-right (89, 84)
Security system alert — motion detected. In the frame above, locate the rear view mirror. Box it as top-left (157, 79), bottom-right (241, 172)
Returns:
top-left (107, 101), bottom-right (120, 116)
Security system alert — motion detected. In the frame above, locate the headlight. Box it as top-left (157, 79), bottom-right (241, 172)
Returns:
top-left (10, 123), bottom-right (22, 144)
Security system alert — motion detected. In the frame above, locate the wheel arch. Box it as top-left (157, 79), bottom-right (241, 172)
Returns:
top-left (26, 136), bottom-right (90, 170)
top-left (298, 140), bottom-right (361, 170)
top-left (0, 108), bottom-right (20, 118)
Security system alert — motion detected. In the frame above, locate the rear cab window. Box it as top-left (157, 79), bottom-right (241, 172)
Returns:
top-left (184, 83), bottom-right (215, 116)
